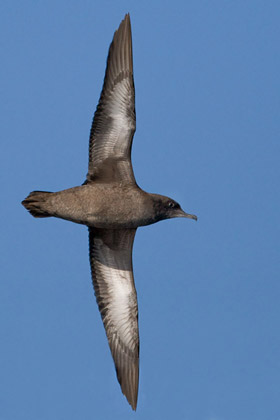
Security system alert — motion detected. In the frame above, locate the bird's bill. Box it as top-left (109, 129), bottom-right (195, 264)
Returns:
top-left (176, 209), bottom-right (198, 221)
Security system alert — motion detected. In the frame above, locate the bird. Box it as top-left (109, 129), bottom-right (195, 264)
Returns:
top-left (22, 13), bottom-right (197, 411)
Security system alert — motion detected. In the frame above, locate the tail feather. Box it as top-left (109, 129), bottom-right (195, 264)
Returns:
top-left (22, 191), bottom-right (53, 218)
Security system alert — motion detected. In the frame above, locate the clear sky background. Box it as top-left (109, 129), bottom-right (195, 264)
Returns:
top-left (1, 1), bottom-right (280, 419)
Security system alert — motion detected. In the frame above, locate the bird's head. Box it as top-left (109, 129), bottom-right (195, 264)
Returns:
top-left (152, 195), bottom-right (197, 223)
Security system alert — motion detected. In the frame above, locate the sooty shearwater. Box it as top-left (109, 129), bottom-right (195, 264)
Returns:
top-left (22, 14), bottom-right (197, 410)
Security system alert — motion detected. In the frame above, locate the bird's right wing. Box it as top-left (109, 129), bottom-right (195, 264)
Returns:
top-left (89, 227), bottom-right (139, 410)
top-left (86, 14), bottom-right (136, 185)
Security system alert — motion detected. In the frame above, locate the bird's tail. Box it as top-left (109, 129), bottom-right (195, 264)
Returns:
top-left (22, 191), bottom-right (53, 218)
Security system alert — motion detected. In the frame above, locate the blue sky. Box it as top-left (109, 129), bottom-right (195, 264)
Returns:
top-left (1, 1), bottom-right (280, 419)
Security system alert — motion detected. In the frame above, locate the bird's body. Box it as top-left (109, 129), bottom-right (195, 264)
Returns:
top-left (22, 14), bottom-right (197, 410)
top-left (24, 185), bottom-right (183, 228)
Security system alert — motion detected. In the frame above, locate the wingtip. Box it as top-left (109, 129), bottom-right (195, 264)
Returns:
top-left (131, 403), bottom-right (137, 411)
top-left (115, 354), bottom-right (139, 411)
top-left (111, 13), bottom-right (132, 47)
top-left (125, 393), bottom-right (137, 411)
top-left (118, 367), bottom-right (139, 411)
top-left (121, 13), bottom-right (131, 29)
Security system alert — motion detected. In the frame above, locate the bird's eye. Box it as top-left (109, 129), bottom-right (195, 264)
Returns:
top-left (167, 201), bottom-right (180, 210)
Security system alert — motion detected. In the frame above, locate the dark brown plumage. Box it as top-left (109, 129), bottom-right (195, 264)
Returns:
top-left (22, 14), bottom-right (197, 410)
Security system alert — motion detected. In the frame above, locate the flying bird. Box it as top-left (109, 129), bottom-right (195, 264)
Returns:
top-left (22, 14), bottom-right (197, 410)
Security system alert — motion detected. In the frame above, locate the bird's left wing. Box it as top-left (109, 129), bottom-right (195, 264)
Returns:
top-left (88, 227), bottom-right (139, 410)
